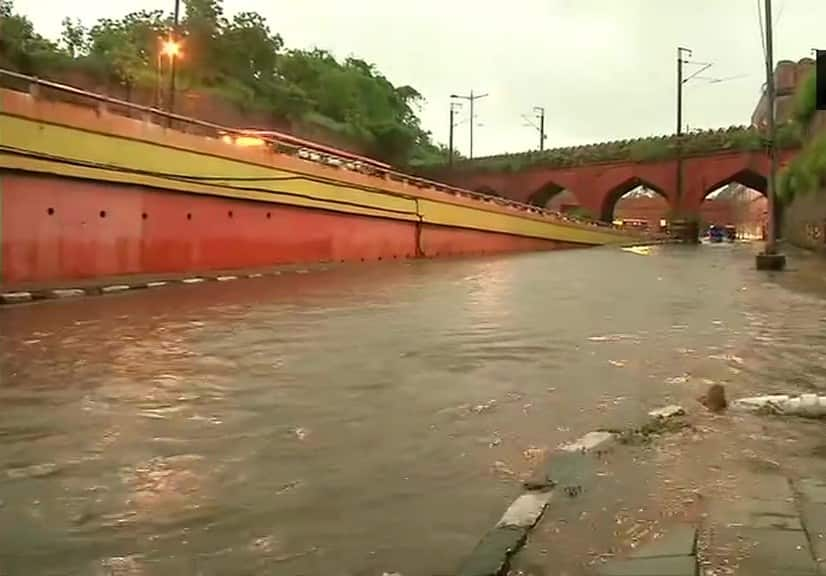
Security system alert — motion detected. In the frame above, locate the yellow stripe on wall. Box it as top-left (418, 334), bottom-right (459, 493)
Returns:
top-left (0, 113), bottom-right (632, 246)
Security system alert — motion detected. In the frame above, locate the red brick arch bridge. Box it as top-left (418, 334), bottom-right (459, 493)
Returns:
top-left (429, 127), bottom-right (799, 223)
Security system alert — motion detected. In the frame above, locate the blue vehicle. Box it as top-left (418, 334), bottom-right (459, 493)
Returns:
top-left (708, 225), bottom-right (724, 243)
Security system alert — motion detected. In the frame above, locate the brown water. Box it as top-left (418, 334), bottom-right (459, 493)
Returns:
top-left (1, 243), bottom-right (825, 576)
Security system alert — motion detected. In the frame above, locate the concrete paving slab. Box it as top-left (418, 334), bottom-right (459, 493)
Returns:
top-left (629, 525), bottom-right (697, 559)
top-left (457, 526), bottom-right (527, 576)
top-left (496, 492), bottom-right (553, 529)
top-left (798, 478), bottom-right (826, 504)
top-left (800, 502), bottom-right (826, 565)
top-left (746, 474), bottom-right (795, 500)
top-left (597, 555), bottom-right (697, 576)
top-left (523, 450), bottom-right (595, 492)
top-left (736, 528), bottom-right (820, 574)
top-left (714, 498), bottom-right (803, 530)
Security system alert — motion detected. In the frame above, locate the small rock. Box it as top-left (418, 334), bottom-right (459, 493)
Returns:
top-left (559, 431), bottom-right (615, 453)
top-left (698, 384), bottom-right (727, 413)
top-left (497, 492), bottom-right (554, 528)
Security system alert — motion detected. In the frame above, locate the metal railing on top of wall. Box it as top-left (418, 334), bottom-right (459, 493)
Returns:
top-left (0, 68), bottom-right (631, 233)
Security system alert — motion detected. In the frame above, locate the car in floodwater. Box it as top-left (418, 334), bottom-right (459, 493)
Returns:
top-left (724, 225), bottom-right (737, 242)
top-left (708, 225), bottom-right (725, 243)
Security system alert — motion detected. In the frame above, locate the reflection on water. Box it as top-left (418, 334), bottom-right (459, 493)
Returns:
top-left (2, 245), bottom-right (826, 575)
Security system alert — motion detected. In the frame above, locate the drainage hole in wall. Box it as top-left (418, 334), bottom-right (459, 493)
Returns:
top-left (47, 207), bottom-right (55, 216)
top-left (99, 210), bottom-right (107, 218)
top-left (187, 213), bottom-right (193, 220)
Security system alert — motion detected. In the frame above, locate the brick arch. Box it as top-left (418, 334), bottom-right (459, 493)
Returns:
top-left (527, 179), bottom-right (569, 208)
top-left (601, 176), bottom-right (671, 222)
top-left (702, 168), bottom-right (767, 200)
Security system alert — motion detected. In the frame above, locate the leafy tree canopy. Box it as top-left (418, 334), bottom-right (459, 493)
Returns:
top-left (0, 0), bottom-right (446, 166)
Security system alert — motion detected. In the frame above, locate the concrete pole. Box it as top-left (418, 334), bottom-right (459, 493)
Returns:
top-left (764, 0), bottom-right (778, 254)
top-left (449, 103), bottom-right (455, 166)
top-left (469, 90), bottom-right (475, 160)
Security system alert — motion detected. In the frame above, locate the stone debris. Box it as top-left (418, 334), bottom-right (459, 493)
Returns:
top-left (492, 461), bottom-right (515, 479)
top-left (559, 431), bottom-right (616, 454)
top-left (731, 394), bottom-right (826, 418)
top-left (472, 400), bottom-right (497, 414)
top-left (497, 492), bottom-right (554, 529)
top-left (648, 405), bottom-right (686, 420)
top-left (522, 447), bottom-right (546, 462)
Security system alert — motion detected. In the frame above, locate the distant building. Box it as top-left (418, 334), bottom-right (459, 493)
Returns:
top-left (751, 58), bottom-right (815, 127)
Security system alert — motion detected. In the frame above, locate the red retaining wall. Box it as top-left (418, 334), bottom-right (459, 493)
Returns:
top-left (0, 174), bottom-right (570, 290)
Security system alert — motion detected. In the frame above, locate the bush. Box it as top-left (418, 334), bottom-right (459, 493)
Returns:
top-left (792, 70), bottom-right (817, 128)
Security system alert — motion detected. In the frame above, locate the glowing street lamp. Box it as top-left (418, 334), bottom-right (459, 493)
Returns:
top-left (155, 38), bottom-right (183, 109)
top-left (161, 39), bottom-right (181, 58)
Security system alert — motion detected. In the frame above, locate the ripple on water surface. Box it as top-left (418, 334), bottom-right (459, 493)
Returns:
top-left (2, 245), bottom-right (826, 574)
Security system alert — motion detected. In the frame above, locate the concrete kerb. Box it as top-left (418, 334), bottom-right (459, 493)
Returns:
top-left (456, 405), bottom-right (687, 576)
top-left (0, 291), bottom-right (33, 304)
top-left (100, 284), bottom-right (130, 294)
top-left (0, 263), bottom-right (346, 307)
top-left (797, 478), bottom-right (826, 570)
top-left (732, 393), bottom-right (826, 419)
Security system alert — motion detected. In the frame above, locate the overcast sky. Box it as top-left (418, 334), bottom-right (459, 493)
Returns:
top-left (16, 0), bottom-right (825, 157)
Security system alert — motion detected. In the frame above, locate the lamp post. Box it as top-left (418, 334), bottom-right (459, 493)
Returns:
top-left (156, 38), bottom-right (181, 112)
top-left (756, 0), bottom-right (786, 270)
top-left (167, 0), bottom-right (181, 116)
top-left (535, 106), bottom-right (546, 152)
top-left (448, 101), bottom-right (462, 166)
top-left (676, 46), bottom-right (692, 219)
top-left (450, 91), bottom-right (488, 159)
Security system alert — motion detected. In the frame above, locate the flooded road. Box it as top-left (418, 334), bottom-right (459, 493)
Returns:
top-left (2, 243), bottom-right (826, 575)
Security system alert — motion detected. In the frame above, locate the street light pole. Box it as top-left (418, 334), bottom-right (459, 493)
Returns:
top-left (677, 47), bottom-right (692, 136)
top-left (765, 0), bottom-right (777, 254)
top-left (535, 106), bottom-right (546, 151)
top-left (448, 102), bottom-right (461, 166)
top-left (675, 46), bottom-right (692, 230)
top-left (168, 0), bottom-right (181, 115)
top-left (756, 0), bottom-right (786, 269)
top-left (451, 91), bottom-right (488, 160)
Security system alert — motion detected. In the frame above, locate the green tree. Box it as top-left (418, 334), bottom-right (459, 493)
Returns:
top-left (60, 18), bottom-right (88, 58)
top-left (86, 10), bottom-right (167, 93)
top-left (0, 0), bottom-right (64, 73)
top-left (0, 0), bottom-right (444, 166)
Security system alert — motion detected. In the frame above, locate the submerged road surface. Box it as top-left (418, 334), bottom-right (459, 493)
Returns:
top-left (2, 244), bottom-right (826, 575)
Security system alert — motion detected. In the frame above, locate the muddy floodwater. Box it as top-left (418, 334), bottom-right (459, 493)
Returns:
top-left (2, 243), bottom-right (826, 575)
